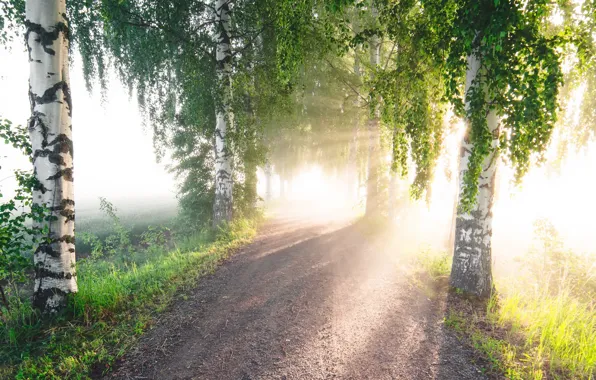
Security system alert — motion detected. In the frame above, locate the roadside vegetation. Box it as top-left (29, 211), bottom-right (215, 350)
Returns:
top-left (0, 200), bottom-right (259, 379)
top-left (416, 220), bottom-right (596, 379)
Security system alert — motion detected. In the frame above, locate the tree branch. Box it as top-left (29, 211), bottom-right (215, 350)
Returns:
top-left (324, 58), bottom-right (369, 107)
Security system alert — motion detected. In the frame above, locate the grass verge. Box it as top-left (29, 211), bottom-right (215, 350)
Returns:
top-left (0, 218), bottom-right (258, 379)
top-left (415, 250), bottom-right (595, 379)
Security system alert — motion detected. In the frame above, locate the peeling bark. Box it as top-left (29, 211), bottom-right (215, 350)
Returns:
top-left (450, 53), bottom-right (499, 298)
top-left (26, 0), bottom-right (77, 313)
top-left (212, 0), bottom-right (234, 226)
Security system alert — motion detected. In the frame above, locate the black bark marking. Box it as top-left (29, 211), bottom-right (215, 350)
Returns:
top-left (47, 167), bottom-right (73, 182)
top-left (50, 199), bottom-right (76, 222)
top-left (451, 186), bottom-right (496, 298)
top-left (60, 209), bottom-right (75, 223)
top-left (57, 234), bottom-right (75, 244)
top-left (35, 266), bottom-right (74, 280)
top-left (33, 81), bottom-right (72, 117)
top-left (215, 128), bottom-right (225, 140)
top-left (35, 233), bottom-right (76, 258)
top-left (49, 198), bottom-right (75, 210)
top-left (24, 21), bottom-right (69, 59)
top-left (36, 243), bottom-right (61, 258)
top-left (28, 111), bottom-right (49, 147)
top-left (33, 133), bottom-right (74, 164)
top-left (32, 287), bottom-right (69, 313)
top-left (216, 169), bottom-right (231, 182)
top-left (215, 2), bottom-right (232, 70)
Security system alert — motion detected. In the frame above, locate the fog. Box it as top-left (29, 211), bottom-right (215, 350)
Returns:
top-left (0, 44), bottom-right (176, 210)
top-left (2, 40), bottom-right (596, 269)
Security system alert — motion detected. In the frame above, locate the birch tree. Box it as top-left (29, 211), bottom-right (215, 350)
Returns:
top-left (67, 0), bottom-right (321, 227)
top-left (213, 0), bottom-right (233, 226)
top-left (422, 0), bottom-right (564, 296)
top-left (450, 53), bottom-right (499, 297)
top-left (25, 0), bottom-right (77, 313)
top-left (324, 0), bottom-right (446, 215)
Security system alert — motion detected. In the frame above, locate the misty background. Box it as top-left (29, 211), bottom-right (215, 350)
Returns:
top-left (2, 39), bottom-right (596, 270)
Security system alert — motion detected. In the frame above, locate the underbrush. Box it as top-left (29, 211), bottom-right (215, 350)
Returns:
top-left (415, 220), bottom-right (596, 379)
top-left (415, 248), bottom-right (452, 280)
top-left (0, 214), bottom-right (258, 379)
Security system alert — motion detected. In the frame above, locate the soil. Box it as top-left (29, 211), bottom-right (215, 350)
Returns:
top-left (104, 209), bottom-right (488, 380)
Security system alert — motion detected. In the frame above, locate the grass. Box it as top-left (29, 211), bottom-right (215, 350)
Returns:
top-left (414, 249), bottom-right (596, 379)
top-left (0, 218), bottom-right (258, 379)
top-left (415, 248), bottom-right (452, 280)
top-left (486, 287), bottom-right (596, 379)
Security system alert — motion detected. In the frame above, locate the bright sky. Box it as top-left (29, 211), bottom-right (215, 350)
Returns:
top-left (0, 42), bottom-right (177, 208)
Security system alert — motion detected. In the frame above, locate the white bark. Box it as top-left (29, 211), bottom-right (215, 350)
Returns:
top-left (213, 0), bottom-right (233, 226)
top-left (26, 0), bottom-right (76, 313)
top-left (264, 161), bottom-right (273, 201)
top-left (450, 53), bottom-right (499, 297)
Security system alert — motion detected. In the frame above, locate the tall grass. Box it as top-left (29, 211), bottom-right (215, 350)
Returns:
top-left (0, 218), bottom-right (257, 379)
top-left (414, 220), bottom-right (596, 379)
top-left (489, 286), bottom-right (596, 378)
top-left (415, 248), bottom-right (452, 280)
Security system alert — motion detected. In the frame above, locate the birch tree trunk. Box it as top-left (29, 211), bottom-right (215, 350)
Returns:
top-left (245, 162), bottom-right (258, 209)
top-left (213, 0), bottom-right (233, 226)
top-left (26, 0), bottom-right (77, 313)
top-left (365, 28), bottom-right (381, 216)
top-left (264, 161), bottom-right (273, 201)
top-left (450, 53), bottom-right (499, 298)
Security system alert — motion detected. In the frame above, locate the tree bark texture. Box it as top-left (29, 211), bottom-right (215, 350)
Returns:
top-left (26, 0), bottom-right (77, 313)
top-left (450, 53), bottom-right (499, 298)
top-left (213, 0), bottom-right (234, 226)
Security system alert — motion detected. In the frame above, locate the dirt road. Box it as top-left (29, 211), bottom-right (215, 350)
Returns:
top-left (107, 210), bottom-right (486, 379)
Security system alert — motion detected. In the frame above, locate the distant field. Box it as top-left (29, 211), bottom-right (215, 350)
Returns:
top-left (75, 196), bottom-right (178, 254)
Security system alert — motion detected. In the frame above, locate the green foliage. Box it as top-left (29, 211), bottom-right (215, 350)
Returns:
top-left (96, 197), bottom-right (134, 256)
top-left (0, 211), bottom-right (258, 379)
top-left (374, 0), bottom-right (447, 198)
top-left (0, 0), bottom-right (24, 44)
top-left (67, 0), bottom-right (329, 226)
top-left (421, 0), bottom-right (564, 211)
top-left (516, 218), bottom-right (596, 301)
top-left (416, 249), bottom-right (452, 280)
top-left (0, 118), bottom-right (50, 309)
top-left (490, 290), bottom-right (596, 379)
top-left (78, 197), bottom-right (169, 260)
top-left (440, 220), bottom-right (596, 379)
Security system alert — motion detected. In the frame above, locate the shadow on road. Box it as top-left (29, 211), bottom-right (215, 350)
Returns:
top-left (106, 215), bottom-right (486, 380)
